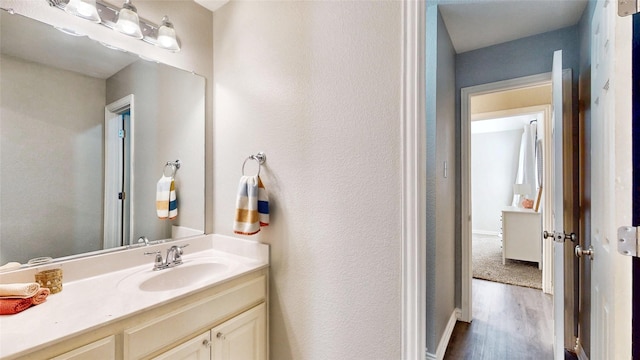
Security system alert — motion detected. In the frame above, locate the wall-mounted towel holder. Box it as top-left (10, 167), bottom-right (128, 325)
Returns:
top-left (164, 160), bottom-right (181, 177)
top-left (242, 152), bottom-right (266, 176)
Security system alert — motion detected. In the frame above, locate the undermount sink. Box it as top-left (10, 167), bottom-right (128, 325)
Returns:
top-left (118, 259), bottom-right (231, 292)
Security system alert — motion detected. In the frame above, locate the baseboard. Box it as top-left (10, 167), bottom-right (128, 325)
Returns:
top-left (426, 308), bottom-right (460, 360)
top-left (472, 230), bottom-right (500, 236)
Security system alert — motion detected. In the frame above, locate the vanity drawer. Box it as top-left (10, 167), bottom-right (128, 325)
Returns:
top-left (124, 275), bottom-right (266, 360)
top-left (50, 336), bottom-right (116, 360)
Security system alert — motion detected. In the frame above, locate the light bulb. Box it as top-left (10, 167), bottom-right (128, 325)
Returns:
top-left (64, 0), bottom-right (101, 23)
top-left (156, 16), bottom-right (180, 51)
top-left (114, 0), bottom-right (143, 39)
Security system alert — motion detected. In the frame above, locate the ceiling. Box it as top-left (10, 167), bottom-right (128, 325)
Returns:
top-left (438, 0), bottom-right (589, 53)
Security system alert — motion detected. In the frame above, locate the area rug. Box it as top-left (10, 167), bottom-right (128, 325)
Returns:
top-left (473, 234), bottom-right (542, 290)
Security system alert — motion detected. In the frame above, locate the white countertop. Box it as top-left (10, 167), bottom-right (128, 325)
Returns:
top-left (0, 234), bottom-right (269, 359)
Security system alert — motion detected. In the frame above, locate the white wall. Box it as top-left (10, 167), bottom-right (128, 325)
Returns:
top-left (471, 128), bottom-right (523, 233)
top-left (213, 1), bottom-right (403, 359)
top-left (0, 55), bottom-right (105, 263)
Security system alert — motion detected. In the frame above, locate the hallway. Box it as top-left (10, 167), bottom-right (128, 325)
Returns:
top-left (444, 279), bottom-right (553, 359)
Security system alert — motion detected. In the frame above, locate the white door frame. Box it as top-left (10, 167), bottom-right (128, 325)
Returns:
top-left (460, 71), bottom-right (571, 322)
top-left (400, 0), bottom-right (427, 358)
top-left (104, 94), bottom-right (135, 249)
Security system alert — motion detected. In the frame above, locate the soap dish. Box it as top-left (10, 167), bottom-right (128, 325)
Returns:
top-left (27, 257), bottom-right (53, 265)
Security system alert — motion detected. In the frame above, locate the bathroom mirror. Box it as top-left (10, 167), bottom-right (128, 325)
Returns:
top-left (0, 10), bottom-right (205, 265)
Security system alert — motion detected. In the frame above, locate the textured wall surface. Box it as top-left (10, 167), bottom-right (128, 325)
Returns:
top-left (106, 61), bottom-right (206, 241)
top-left (213, 1), bottom-right (403, 359)
top-left (1, 55), bottom-right (105, 263)
top-left (424, 5), bottom-right (458, 354)
top-left (471, 128), bottom-right (524, 233)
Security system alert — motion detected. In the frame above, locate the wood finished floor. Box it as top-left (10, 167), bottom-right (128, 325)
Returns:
top-left (444, 279), bottom-right (553, 360)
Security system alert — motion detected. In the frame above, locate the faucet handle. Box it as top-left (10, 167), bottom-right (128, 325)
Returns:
top-left (177, 244), bottom-right (190, 255)
top-left (144, 251), bottom-right (164, 270)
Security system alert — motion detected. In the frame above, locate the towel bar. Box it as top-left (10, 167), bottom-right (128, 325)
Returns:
top-left (164, 160), bottom-right (181, 177)
top-left (242, 152), bottom-right (266, 176)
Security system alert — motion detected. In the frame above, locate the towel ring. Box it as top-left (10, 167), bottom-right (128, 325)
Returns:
top-left (164, 160), bottom-right (181, 177)
top-left (242, 152), bottom-right (266, 176)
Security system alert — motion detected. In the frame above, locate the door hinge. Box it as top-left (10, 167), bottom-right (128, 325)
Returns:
top-left (618, 0), bottom-right (639, 17)
top-left (118, 192), bottom-right (126, 200)
top-left (617, 226), bottom-right (640, 257)
top-left (118, 129), bottom-right (126, 139)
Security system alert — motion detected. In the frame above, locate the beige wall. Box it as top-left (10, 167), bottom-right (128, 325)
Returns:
top-left (213, 1), bottom-right (403, 358)
top-left (0, 55), bottom-right (106, 263)
top-left (106, 60), bottom-right (205, 241)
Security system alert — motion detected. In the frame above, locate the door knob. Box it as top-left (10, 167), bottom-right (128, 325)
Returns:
top-left (575, 244), bottom-right (594, 260)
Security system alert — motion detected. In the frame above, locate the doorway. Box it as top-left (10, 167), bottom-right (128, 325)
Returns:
top-left (104, 95), bottom-right (136, 249)
top-left (470, 110), bottom-right (546, 291)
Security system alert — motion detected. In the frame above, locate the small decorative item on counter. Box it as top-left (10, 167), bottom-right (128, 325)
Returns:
top-left (522, 198), bottom-right (534, 209)
top-left (35, 268), bottom-right (63, 294)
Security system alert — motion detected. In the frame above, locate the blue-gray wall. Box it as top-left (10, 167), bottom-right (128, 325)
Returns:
top-left (453, 25), bottom-right (582, 309)
top-left (426, 4), bottom-right (457, 354)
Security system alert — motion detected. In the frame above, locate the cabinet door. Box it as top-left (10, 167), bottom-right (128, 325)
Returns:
top-left (152, 332), bottom-right (211, 360)
top-left (50, 336), bottom-right (116, 360)
top-left (211, 303), bottom-right (266, 360)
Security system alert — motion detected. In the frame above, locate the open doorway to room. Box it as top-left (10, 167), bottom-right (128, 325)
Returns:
top-left (469, 83), bottom-right (552, 293)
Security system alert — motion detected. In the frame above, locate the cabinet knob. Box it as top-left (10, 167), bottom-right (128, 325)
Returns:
top-left (202, 339), bottom-right (211, 347)
top-left (216, 332), bottom-right (225, 340)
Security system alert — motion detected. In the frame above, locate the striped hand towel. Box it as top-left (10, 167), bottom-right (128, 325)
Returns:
top-left (234, 175), bottom-right (269, 235)
top-left (156, 175), bottom-right (178, 220)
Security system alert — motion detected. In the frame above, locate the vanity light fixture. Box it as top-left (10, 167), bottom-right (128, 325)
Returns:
top-left (45, 0), bottom-right (182, 52)
top-left (156, 16), bottom-right (180, 52)
top-left (114, 0), bottom-right (143, 39)
top-left (64, 0), bottom-right (100, 23)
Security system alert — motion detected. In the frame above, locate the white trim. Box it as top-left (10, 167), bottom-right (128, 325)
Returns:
top-left (471, 230), bottom-right (500, 237)
top-left (461, 73), bottom-right (553, 322)
top-left (401, 0), bottom-right (426, 359)
top-left (104, 95), bottom-right (135, 249)
top-left (436, 309), bottom-right (460, 359)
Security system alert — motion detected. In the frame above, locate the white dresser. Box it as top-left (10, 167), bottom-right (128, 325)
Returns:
top-left (501, 206), bottom-right (542, 268)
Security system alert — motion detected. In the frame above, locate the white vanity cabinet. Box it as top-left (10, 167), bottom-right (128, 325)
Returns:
top-left (211, 303), bottom-right (266, 360)
top-left (50, 336), bottom-right (116, 360)
top-left (151, 332), bottom-right (211, 360)
top-left (11, 269), bottom-right (268, 360)
top-left (152, 303), bottom-right (267, 360)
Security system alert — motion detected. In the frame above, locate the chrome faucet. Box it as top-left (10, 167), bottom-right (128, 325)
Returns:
top-left (138, 236), bottom-right (150, 246)
top-left (145, 244), bottom-right (189, 271)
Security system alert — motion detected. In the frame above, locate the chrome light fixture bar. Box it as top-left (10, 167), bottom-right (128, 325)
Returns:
top-left (46, 0), bottom-right (181, 51)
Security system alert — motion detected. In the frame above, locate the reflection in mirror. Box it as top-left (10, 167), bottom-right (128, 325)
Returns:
top-left (0, 10), bottom-right (205, 265)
